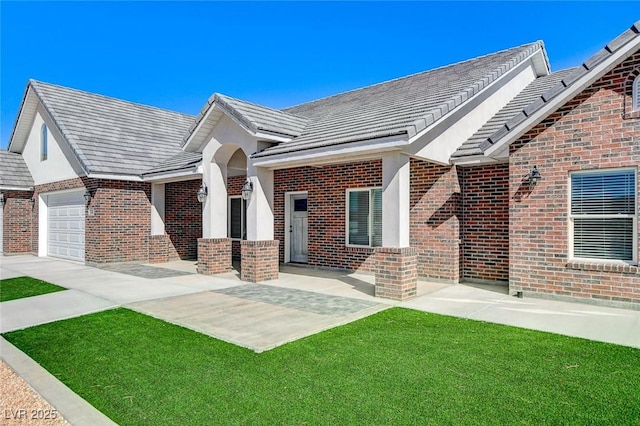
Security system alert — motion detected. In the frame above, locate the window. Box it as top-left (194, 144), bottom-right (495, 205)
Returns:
top-left (41, 124), bottom-right (48, 161)
top-left (228, 196), bottom-right (246, 240)
top-left (570, 169), bottom-right (637, 263)
top-left (633, 76), bottom-right (640, 112)
top-left (346, 188), bottom-right (382, 247)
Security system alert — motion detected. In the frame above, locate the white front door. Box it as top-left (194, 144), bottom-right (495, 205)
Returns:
top-left (290, 195), bottom-right (308, 263)
top-left (47, 191), bottom-right (85, 261)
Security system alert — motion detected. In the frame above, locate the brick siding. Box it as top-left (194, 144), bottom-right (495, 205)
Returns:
top-left (2, 190), bottom-right (33, 254)
top-left (165, 179), bottom-right (201, 260)
top-left (460, 164), bottom-right (509, 282)
top-left (197, 238), bottom-right (232, 274)
top-left (374, 247), bottom-right (418, 300)
top-left (273, 161), bottom-right (382, 272)
top-left (410, 159), bottom-right (462, 282)
top-left (241, 239), bottom-right (279, 282)
top-left (509, 50), bottom-right (640, 307)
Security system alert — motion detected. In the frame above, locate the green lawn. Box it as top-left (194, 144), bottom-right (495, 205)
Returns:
top-left (0, 276), bottom-right (66, 302)
top-left (3, 308), bottom-right (640, 425)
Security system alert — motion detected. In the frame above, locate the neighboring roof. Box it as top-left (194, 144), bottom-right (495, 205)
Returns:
top-left (0, 151), bottom-right (34, 189)
top-left (479, 20), bottom-right (640, 157)
top-left (10, 80), bottom-right (195, 176)
top-left (251, 41), bottom-right (545, 158)
top-left (452, 68), bottom-right (577, 159)
top-left (143, 151), bottom-right (202, 176)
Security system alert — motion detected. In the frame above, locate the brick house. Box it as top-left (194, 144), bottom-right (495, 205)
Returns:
top-left (1, 22), bottom-right (638, 308)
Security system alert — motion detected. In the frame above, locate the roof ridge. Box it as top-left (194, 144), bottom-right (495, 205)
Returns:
top-left (216, 93), bottom-right (309, 122)
top-left (283, 41), bottom-right (543, 113)
top-left (29, 79), bottom-right (195, 120)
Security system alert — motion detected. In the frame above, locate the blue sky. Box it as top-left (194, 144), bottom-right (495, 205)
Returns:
top-left (1, 1), bottom-right (638, 149)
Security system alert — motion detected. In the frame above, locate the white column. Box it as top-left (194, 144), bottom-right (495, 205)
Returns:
top-left (151, 183), bottom-right (165, 236)
top-left (202, 161), bottom-right (228, 238)
top-left (382, 153), bottom-right (411, 248)
top-left (245, 165), bottom-right (274, 241)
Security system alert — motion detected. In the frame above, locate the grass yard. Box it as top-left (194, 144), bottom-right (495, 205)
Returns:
top-left (0, 276), bottom-right (66, 302)
top-left (4, 308), bottom-right (640, 425)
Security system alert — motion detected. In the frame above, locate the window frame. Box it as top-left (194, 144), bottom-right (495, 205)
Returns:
top-left (633, 76), bottom-right (640, 112)
top-left (41, 123), bottom-right (48, 161)
top-left (228, 195), bottom-right (246, 241)
top-left (568, 167), bottom-right (638, 265)
top-left (345, 187), bottom-right (382, 248)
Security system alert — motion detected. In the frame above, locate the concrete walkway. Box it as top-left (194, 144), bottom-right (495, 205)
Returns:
top-left (1, 255), bottom-right (639, 426)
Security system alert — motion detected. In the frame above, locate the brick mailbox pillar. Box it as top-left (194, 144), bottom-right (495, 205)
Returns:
top-left (374, 247), bottom-right (418, 300)
top-left (241, 240), bottom-right (279, 282)
top-left (197, 238), bottom-right (232, 275)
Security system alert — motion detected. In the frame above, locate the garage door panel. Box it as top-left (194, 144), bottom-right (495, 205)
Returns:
top-left (47, 192), bottom-right (85, 262)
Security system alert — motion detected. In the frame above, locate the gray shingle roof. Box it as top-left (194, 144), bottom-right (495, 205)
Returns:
top-left (0, 150), bottom-right (34, 188)
top-left (452, 68), bottom-right (577, 158)
top-left (29, 80), bottom-right (196, 176)
top-left (143, 151), bottom-right (202, 175)
top-left (476, 20), bottom-right (640, 155)
top-left (251, 42), bottom-right (544, 158)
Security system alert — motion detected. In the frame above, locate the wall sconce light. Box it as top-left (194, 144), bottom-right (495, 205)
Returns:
top-left (0, 193), bottom-right (4, 207)
top-left (197, 183), bottom-right (208, 203)
top-left (241, 178), bottom-right (253, 201)
top-left (84, 190), bottom-right (92, 206)
top-left (527, 166), bottom-right (542, 186)
top-left (29, 197), bottom-right (35, 208)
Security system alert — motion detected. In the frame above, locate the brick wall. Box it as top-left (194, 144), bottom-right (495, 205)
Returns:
top-left (84, 179), bottom-right (151, 264)
top-left (273, 161), bottom-right (382, 272)
top-left (460, 164), bottom-right (509, 282)
top-left (165, 179), bottom-right (201, 260)
top-left (509, 51), bottom-right (640, 307)
top-left (2, 190), bottom-right (33, 254)
top-left (410, 159), bottom-right (461, 282)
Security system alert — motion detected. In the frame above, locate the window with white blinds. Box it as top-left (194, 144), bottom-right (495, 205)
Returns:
top-left (347, 188), bottom-right (382, 247)
top-left (633, 76), bottom-right (640, 111)
top-left (228, 196), bottom-right (246, 240)
top-left (570, 169), bottom-right (637, 262)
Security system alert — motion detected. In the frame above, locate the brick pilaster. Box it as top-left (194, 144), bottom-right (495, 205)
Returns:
top-left (241, 240), bottom-right (279, 282)
top-left (197, 238), bottom-right (232, 275)
top-left (374, 247), bottom-right (418, 300)
top-left (149, 234), bottom-right (171, 264)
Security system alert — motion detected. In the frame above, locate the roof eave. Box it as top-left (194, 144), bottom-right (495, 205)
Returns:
top-left (484, 29), bottom-right (640, 158)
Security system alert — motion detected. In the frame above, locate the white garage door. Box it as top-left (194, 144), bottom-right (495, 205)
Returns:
top-left (48, 192), bottom-right (85, 261)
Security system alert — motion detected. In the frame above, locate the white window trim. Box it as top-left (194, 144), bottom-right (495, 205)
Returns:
top-left (227, 195), bottom-right (245, 241)
top-left (633, 76), bottom-right (640, 112)
top-left (568, 167), bottom-right (638, 265)
top-left (41, 123), bottom-right (48, 161)
top-left (345, 187), bottom-right (382, 248)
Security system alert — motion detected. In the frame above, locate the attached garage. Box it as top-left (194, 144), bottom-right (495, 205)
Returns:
top-left (47, 191), bottom-right (85, 261)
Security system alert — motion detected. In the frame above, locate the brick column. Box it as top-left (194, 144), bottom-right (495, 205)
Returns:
top-left (197, 238), bottom-right (232, 275)
top-left (149, 234), bottom-right (170, 264)
top-left (241, 240), bottom-right (279, 282)
top-left (374, 247), bottom-right (418, 300)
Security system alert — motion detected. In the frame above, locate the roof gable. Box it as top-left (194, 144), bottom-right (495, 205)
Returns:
top-left (481, 21), bottom-right (640, 159)
top-left (9, 80), bottom-right (195, 176)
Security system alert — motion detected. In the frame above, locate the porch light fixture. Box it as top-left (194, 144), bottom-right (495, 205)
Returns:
top-left (29, 197), bottom-right (35, 208)
top-left (0, 193), bottom-right (4, 206)
top-left (84, 190), bottom-right (92, 206)
top-left (527, 166), bottom-right (542, 187)
top-left (241, 178), bottom-right (253, 201)
top-left (197, 183), bottom-right (208, 203)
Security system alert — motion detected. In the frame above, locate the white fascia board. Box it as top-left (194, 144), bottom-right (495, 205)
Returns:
top-left (0, 185), bottom-right (34, 191)
top-left (8, 88), bottom-right (38, 153)
top-left (485, 37), bottom-right (640, 158)
top-left (87, 173), bottom-right (144, 182)
top-left (143, 169), bottom-right (203, 183)
top-left (183, 103), bottom-right (218, 152)
top-left (250, 135), bottom-right (409, 169)
top-left (450, 155), bottom-right (506, 167)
